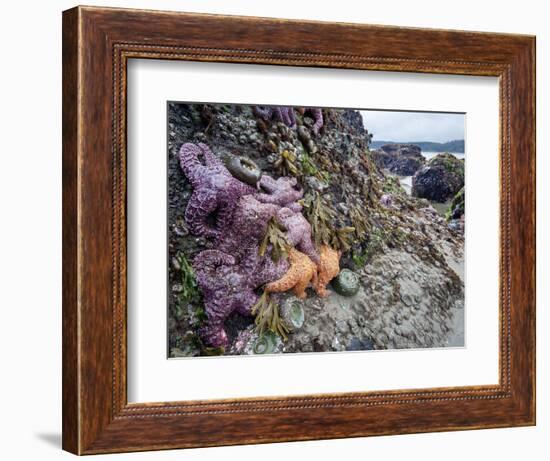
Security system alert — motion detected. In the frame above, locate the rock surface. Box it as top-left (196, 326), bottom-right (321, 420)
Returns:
top-left (412, 153), bottom-right (465, 202)
top-left (371, 143), bottom-right (426, 176)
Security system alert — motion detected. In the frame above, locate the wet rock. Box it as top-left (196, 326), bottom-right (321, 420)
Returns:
top-left (346, 337), bottom-right (375, 351)
top-left (448, 218), bottom-right (464, 233)
top-left (305, 176), bottom-right (328, 192)
top-left (412, 153), bottom-right (464, 202)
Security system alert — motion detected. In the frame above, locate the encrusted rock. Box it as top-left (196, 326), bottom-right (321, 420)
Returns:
top-left (412, 153), bottom-right (464, 202)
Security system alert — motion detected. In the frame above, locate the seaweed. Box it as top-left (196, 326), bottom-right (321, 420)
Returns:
top-left (172, 252), bottom-right (201, 320)
top-left (300, 152), bottom-right (318, 176)
top-left (301, 191), bottom-right (355, 253)
top-left (429, 152), bottom-right (465, 177)
top-left (301, 191), bottom-right (335, 248)
top-left (351, 251), bottom-right (368, 269)
top-left (251, 291), bottom-right (290, 340)
top-left (330, 226), bottom-right (356, 253)
top-left (445, 186), bottom-right (465, 221)
top-left (349, 205), bottom-right (370, 239)
top-left (259, 217), bottom-right (291, 262)
top-left (300, 152), bottom-right (333, 183)
top-left (273, 149), bottom-right (300, 176)
top-left (202, 345), bottom-right (226, 356)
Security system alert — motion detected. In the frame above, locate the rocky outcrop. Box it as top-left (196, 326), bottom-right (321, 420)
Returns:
top-left (412, 153), bottom-right (464, 202)
top-left (371, 143), bottom-right (425, 176)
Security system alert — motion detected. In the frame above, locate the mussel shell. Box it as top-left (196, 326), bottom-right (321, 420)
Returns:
top-left (225, 155), bottom-right (262, 185)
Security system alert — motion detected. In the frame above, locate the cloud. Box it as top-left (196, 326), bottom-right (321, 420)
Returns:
top-left (360, 110), bottom-right (465, 143)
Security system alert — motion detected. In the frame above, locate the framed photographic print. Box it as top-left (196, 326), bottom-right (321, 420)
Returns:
top-left (62, 6), bottom-right (535, 455)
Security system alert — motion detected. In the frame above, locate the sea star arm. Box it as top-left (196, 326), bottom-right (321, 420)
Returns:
top-left (253, 106), bottom-right (274, 120)
top-left (250, 256), bottom-right (290, 287)
top-left (234, 291), bottom-right (260, 316)
top-left (297, 236), bottom-right (320, 265)
top-left (198, 142), bottom-right (224, 168)
top-left (288, 107), bottom-right (297, 128)
top-left (193, 249), bottom-right (236, 269)
top-left (280, 107), bottom-right (292, 127)
top-left (265, 266), bottom-right (298, 293)
top-left (178, 143), bottom-right (206, 186)
top-left (199, 300), bottom-right (230, 347)
top-left (311, 108), bottom-right (323, 135)
top-left (184, 188), bottom-right (220, 239)
top-left (287, 202), bottom-right (303, 213)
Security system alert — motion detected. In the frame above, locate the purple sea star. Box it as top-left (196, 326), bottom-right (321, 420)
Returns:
top-left (276, 207), bottom-right (320, 264)
top-left (216, 195), bottom-right (281, 260)
top-left (193, 250), bottom-right (260, 347)
top-left (255, 175), bottom-right (304, 211)
top-left (194, 195), bottom-right (292, 347)
top-left (254, 106), bottom-right (297, 128)
top-left (304, 108), bottom-right (324, 135)
top-left (178, 142), bottom-right (255, 239)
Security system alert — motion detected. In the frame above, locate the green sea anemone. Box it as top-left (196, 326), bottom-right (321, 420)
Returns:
top-left (253, 331), bottom-right (279, 354)
top-left (332, 269), bottom-right (360, 297)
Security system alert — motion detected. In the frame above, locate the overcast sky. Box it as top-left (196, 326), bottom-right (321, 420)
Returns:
top-left (360, 110), bottom-right (465, 143)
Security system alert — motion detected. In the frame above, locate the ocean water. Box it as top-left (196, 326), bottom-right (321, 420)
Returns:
top-left (422, 151), bottom-right (465, 161)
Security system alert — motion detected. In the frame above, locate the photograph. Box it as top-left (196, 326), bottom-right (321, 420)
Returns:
top-left (167, 103), bottom-right (466, 357)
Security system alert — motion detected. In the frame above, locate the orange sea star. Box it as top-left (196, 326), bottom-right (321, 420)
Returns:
top-left (265, 248), bottom-right (317, 299)
top-left (315, 245), bottom-right (341, 298)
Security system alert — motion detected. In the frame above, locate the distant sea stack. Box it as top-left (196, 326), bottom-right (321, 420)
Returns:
top-left (370, 139), bottom-right (465, 153)
top-left (371, 143), bottom-right (425, 176)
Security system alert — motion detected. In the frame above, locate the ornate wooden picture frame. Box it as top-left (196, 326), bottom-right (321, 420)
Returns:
top-left (62, 5), bottom-right (535, 455)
